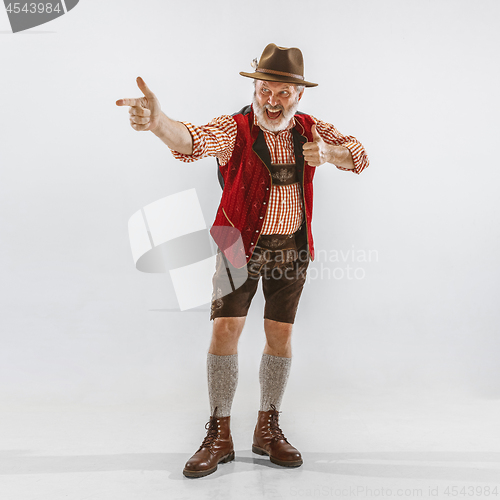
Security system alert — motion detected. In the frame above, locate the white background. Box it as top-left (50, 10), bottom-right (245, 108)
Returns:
top-left (1, 0), bottom-right (499, 412)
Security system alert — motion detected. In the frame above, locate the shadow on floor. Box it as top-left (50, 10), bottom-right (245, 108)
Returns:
top-left (1, 450), bottom-right (499, 482)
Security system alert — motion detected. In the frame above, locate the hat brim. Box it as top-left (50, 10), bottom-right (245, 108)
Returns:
top-left (239, 71), bottom-right (318, 88)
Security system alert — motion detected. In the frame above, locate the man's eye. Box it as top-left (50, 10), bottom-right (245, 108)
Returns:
top-left (281, 92), bottom-right (289, 96)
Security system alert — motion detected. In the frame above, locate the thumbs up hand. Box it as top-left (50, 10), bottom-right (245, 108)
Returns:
top-left (302, 124), bottom-right (327, 167)
top-left (116, 77), bottom-right (162, 133)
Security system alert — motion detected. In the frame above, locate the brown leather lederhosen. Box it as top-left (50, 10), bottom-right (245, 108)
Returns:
top-left (210, 162), bottom-right (310, 324)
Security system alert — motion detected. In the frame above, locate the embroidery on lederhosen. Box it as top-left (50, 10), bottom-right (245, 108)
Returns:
top-left (269, 163), bottom-right (297, 186)
top-left (211, 286), bottom-right (224, 312)
top-left (247, 247), bottom-right (273, 277)
top-left (248, 233), bottom-right (299, 276)
top-left (272, 168), bottom-right (295, 184)
top-left (211, 253), bottom-right (226, 313)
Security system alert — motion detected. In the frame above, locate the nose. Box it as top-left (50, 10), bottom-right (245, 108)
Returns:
top-left (268, 94), bottom-right (279, 107)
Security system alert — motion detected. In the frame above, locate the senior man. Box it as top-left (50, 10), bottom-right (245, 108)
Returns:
top-left (116, 43), bottom-right (369, 478)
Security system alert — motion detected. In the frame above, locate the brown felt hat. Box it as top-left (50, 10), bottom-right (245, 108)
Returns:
top-left (240, 43), bottom-right (318, 88)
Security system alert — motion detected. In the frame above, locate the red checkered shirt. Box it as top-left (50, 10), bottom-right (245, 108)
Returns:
top-left (170, 112), bottom-right (368, 234)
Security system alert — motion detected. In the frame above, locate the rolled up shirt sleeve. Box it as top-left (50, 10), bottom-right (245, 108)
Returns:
top-left (312, 117), bottom-right (369, 174)
top-left (169, 115), bottom-right (237, 165)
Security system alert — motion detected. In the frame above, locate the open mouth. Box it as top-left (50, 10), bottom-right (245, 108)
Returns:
top-left (266, 109), bottom-right (282, 120)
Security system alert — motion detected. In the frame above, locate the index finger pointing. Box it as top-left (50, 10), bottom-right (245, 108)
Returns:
top-left (116, 98), bottom-right (141, 107)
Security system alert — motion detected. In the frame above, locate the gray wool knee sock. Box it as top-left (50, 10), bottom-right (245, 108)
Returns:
top-left (259, 353), bottom-right (292, 412)
top-left (207, 353), bottom-right (238, 418)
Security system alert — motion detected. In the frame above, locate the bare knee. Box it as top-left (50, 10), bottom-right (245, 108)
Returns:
top-left (263, 319), bottom-right (293, 357)
top-left (209, 317), bottom-right (246, 355)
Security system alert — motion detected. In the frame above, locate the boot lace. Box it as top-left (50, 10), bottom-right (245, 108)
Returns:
top-left (197, 407), bottom-right (220, 454)
top-left (269, 404), bottom-right (289, 443)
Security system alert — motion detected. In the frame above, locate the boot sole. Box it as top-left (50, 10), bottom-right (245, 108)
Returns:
top-left (252, 445), bottom-right (303, 467)
top-left (183, 450), bottom-right (235, 478)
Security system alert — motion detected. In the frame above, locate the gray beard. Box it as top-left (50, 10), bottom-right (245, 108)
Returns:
top-left (252, 93), bottom-right (300, 132)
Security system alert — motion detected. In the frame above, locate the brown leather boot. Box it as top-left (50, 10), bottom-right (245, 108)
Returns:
top-left (183, 409), bottom-right (235, 478)
top-left (252, 404), bottom-right (302, 467)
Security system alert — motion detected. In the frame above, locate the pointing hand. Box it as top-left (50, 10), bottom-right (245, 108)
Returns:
top-left (302, 124), bottom-right (327, 167)
top-left (116, 77), bottom-right (162, 132)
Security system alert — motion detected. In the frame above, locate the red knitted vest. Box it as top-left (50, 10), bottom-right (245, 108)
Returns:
top-left (210, 106), bottom-right (316, 268)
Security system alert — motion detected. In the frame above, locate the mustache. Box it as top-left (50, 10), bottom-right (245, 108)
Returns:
top-left (263, 104), bottom-right (284, 112)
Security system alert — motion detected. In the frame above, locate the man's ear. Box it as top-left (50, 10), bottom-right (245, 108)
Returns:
top-left (298, 89), bottom-right (305, 101)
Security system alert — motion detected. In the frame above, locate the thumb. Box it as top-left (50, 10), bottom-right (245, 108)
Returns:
top-left (311, 124), bottom-right (321, 141)
top-left (136, 76), bottom-right (155, 99)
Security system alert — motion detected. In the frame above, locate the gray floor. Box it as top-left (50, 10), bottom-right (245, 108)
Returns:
top-left (1, 388), bottom-right (500, 499)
